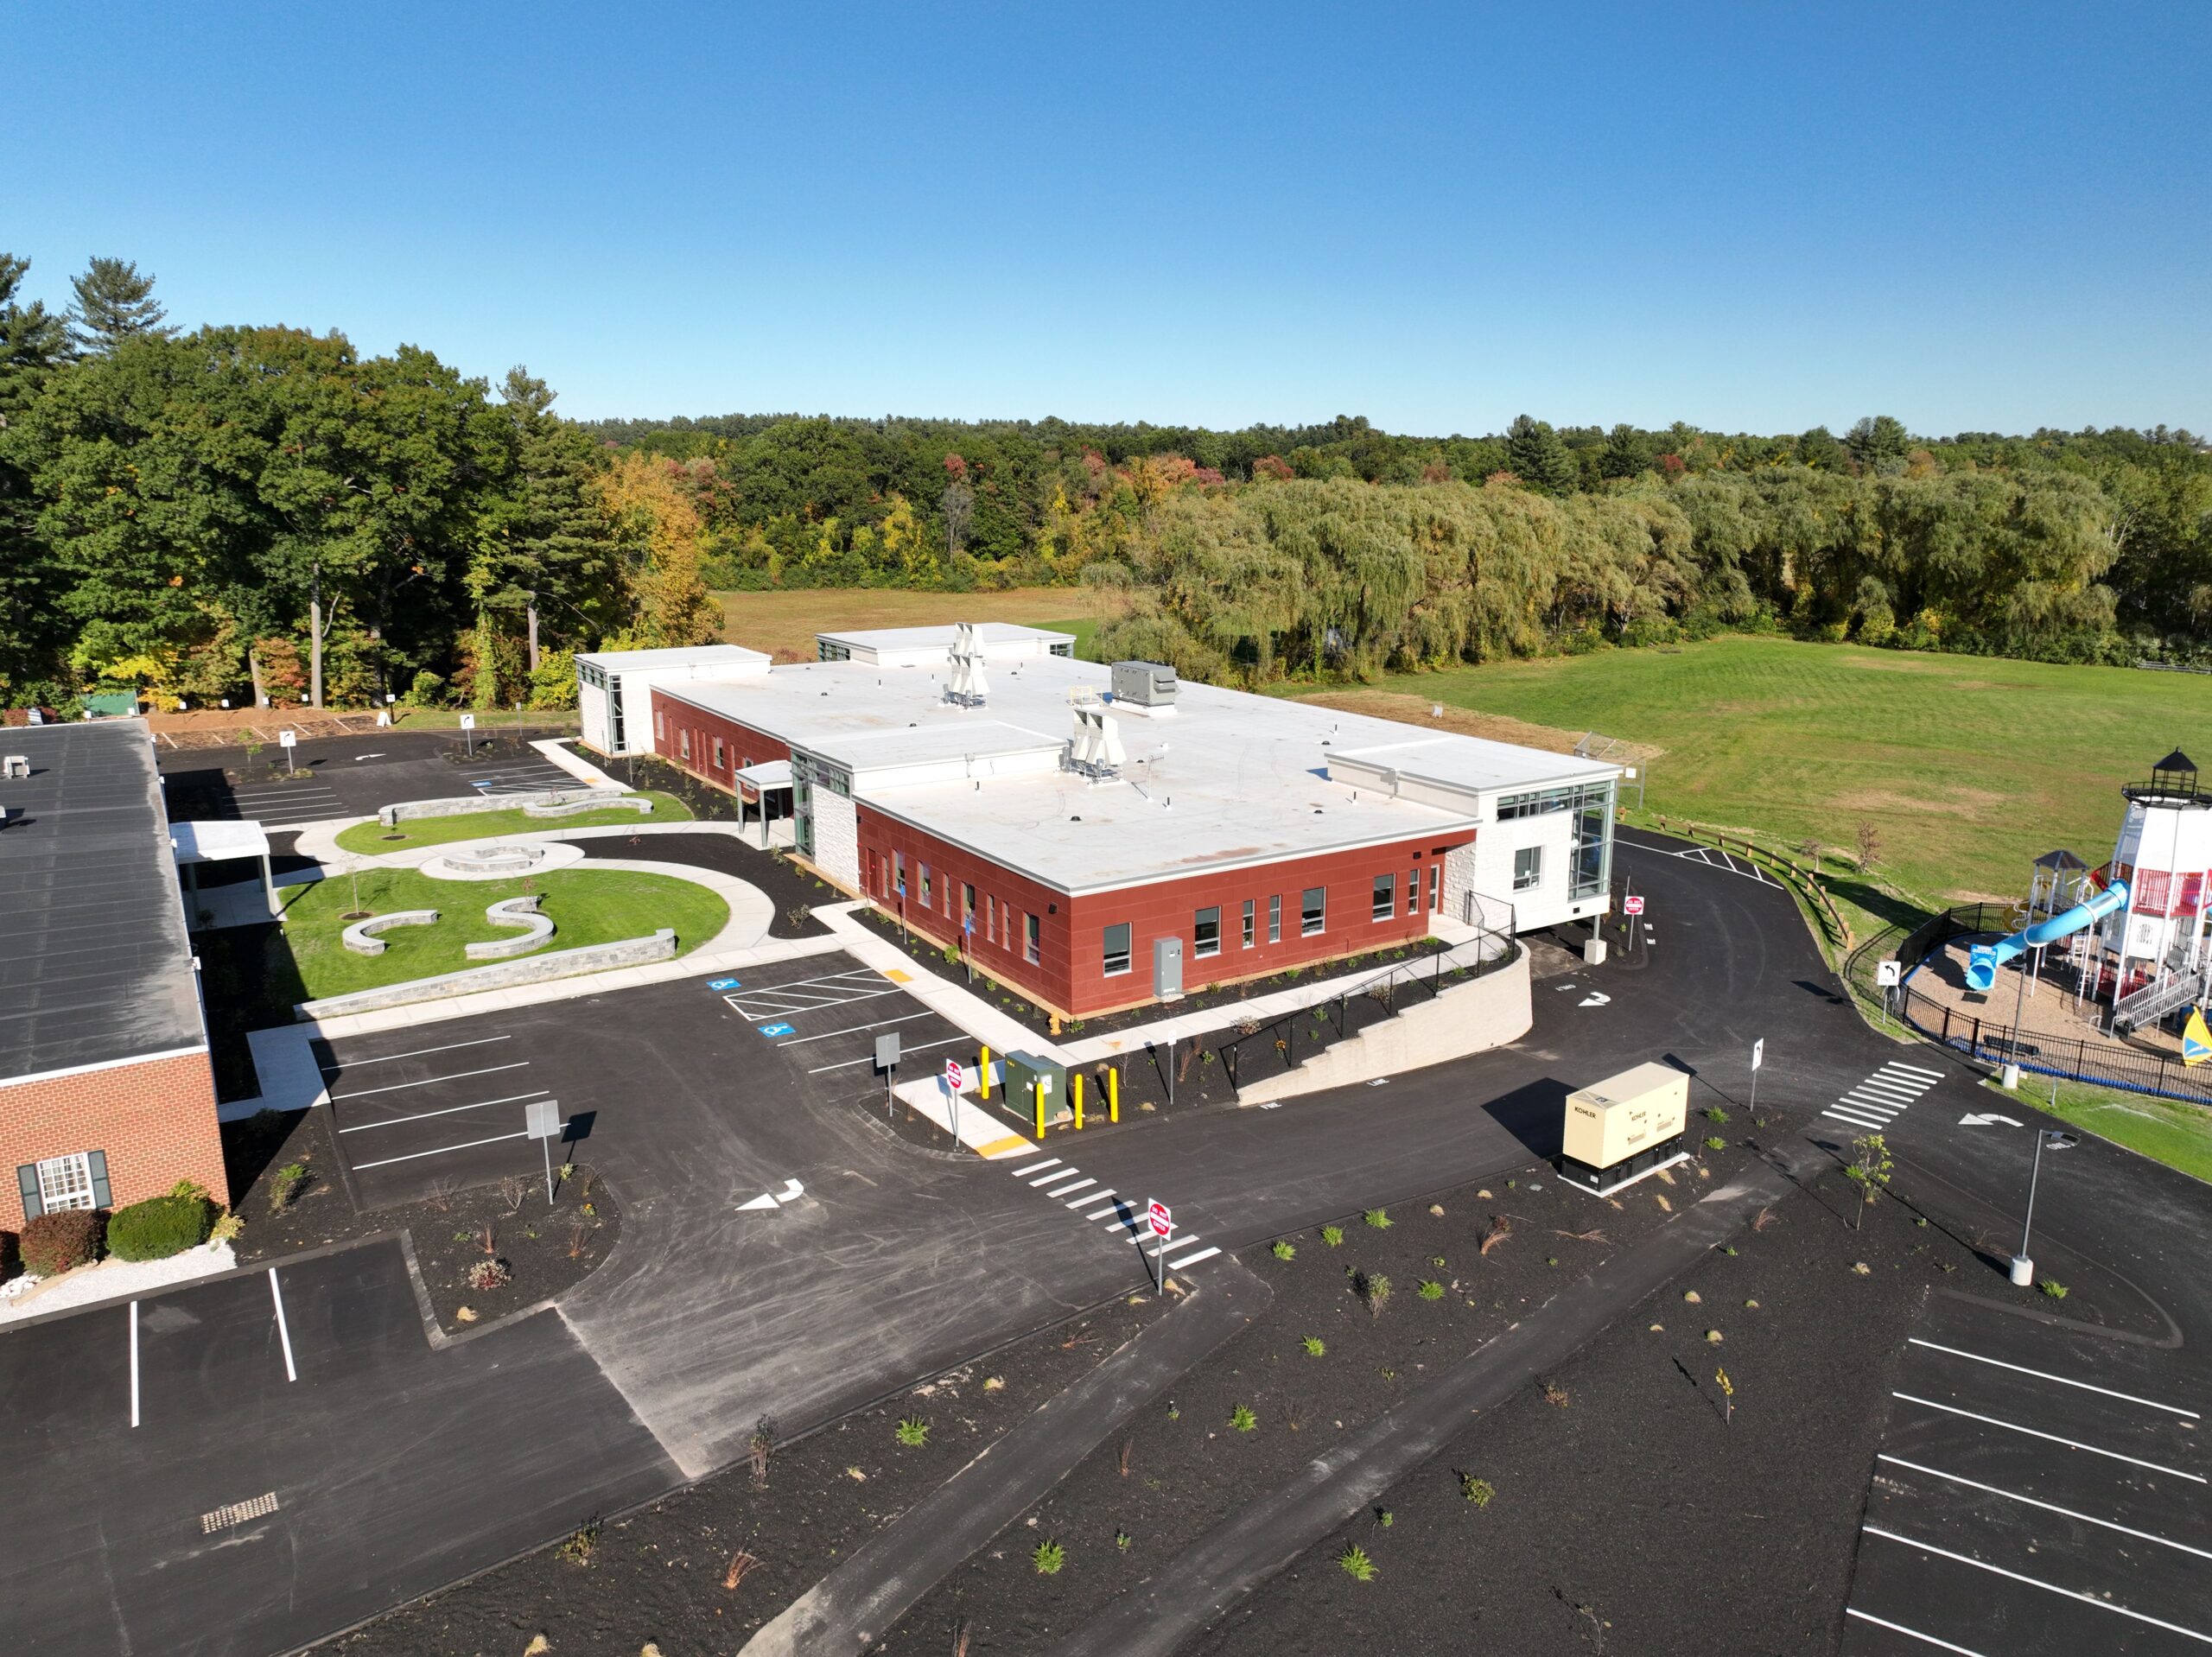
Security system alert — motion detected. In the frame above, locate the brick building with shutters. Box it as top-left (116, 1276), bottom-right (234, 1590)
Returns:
top-left (609, 625), bottom-right (1623, 1023)
top-left (1, 721), bottom-right (226, 1233)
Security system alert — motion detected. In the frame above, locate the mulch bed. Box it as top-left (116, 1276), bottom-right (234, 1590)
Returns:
top-left (223, 1107), bottom-right (616, 1335)
top-left (327, 1294), bottom-right (1170, 1656)
top-left (889, 1132), bottom-right (2113, 1654)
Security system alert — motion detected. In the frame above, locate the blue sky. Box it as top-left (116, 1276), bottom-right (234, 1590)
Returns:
top-left (9, 2), bottom-right (2208, 434)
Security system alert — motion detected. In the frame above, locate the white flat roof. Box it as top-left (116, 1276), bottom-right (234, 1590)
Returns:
top-left (171, 819), bottom-right (270, 864)
top-left (816, 622), bottom-right (1073, 651)
top-left (575, 644), bottom-right (769, 672)
top-left (1329, 735), bottom-right (1616, 797)
top-left (658, 657), bottom-right (1617, 895)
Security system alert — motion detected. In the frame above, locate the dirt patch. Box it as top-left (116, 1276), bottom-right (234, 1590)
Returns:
top-left (1833, 785), bottom-right (2008, 818)
top-left (223, 1108), bottom-right (617, 1334)
top-left (1294, 689), bottom-right (1643, 759)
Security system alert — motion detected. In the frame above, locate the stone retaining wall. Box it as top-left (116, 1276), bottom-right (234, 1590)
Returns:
top-left (467, 893), bottom-right (556, 960)
top-left (523, 794), bottom-right (654, 820)
top-left (297, 929), bottom-right (677, 1019)
top-left (341, 909), bottom-right (440, 956)
top-left (378, 785), bottom-right (624, 826)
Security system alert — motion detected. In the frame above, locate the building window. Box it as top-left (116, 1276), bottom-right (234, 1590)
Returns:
top-left (680, 728), bottom-right (691, 762)
top-left (1103, 922), bottom-right (1132, 975)
top-left (1372, 875), bottom-right (1395, 922)
top-left (962, 883), bottom-right (976, 936)
top-left (1242, 899), bottom-right (1255, 948)
top-left (36, 1152), bottom-right (97, 1214)
top-left (1268, 894), bottom-right (1282, 943)
top-left (1514, 846), bottom-right (1544, 892)
top-left (1407, 867), bottom-right (1420, 917)
top-left (920, 863), bottom-right (933, 908)
top-left (986, 894), bottom-right (996, 942)
top-left (1024, 912), bottom-right (1041, 964)
top-left (655, 708), bottom-right (664, 740)
top-left (1427, 863), bottom-right (1440, 911)
top-left (1301, 886), bottom-right (1325, 936)
top-left (712, 736), bottom-right (724, 770)
top-left (1194, 906), bottom-right (1221, 957)
top-left (893, 851), bottom-right (906, 898)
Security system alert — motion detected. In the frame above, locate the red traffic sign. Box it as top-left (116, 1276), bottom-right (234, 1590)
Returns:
top-left (1623, 894), bottom-right (1645, 916)
top-left (944, 1057), bottom-right (965, 1092)
top-left (1147, 1199), bottom-right (1173, 1237)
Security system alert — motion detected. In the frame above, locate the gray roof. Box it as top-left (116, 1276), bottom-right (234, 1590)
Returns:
top-left (0, 721), bottom-right (206, 1082)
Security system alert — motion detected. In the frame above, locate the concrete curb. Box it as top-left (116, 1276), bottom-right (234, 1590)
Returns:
top-left (741, 1260), bottom-right (1272, 1657)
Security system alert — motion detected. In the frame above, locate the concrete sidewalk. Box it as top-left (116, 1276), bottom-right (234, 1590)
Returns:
top-left (741, 1260), bottom-right (1271, 1657)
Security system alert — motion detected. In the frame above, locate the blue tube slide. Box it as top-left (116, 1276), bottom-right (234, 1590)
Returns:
top-left (1964, 879), bottom-right (2129, 993)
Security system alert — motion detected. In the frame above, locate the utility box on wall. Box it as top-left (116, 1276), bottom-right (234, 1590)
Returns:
top-left (1154, 935), bottom-right (1184, 1000)
top-left (1557, 1061), bottom-right (1689, 1195)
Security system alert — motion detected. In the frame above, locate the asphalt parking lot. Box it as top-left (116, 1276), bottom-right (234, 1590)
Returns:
top-left (1843, 1292), bottom-right (2209, 1655)
top-left (0, 1241), bottom-right (674, 1657)
top-left (158, 727), bottom-right (581, 828)
top-left (725, 960), bottom-right (972, 1096)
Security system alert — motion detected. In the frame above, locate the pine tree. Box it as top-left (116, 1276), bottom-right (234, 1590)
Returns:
top-left (0, 254), bottom-right (73, 694)
top-left (67, 257), bottom-right (172, 354)
top-left (1504, 415), bottom-right (1576, 496)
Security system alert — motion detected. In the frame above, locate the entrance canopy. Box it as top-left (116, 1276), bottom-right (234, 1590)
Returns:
top-left (733, 759), bottom-right (792, 802)
top-left (171, 819), bottom-right (271, 866)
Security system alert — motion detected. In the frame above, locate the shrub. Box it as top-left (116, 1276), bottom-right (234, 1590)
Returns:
top-left (1363, 1208), bottom-right (1391, 1229)
top-left (105, 1192), bottom-right (214, 1262)
top-left (1303, 1336), bottom-right (1325, 1357)
top-left (1704, 1136), bottom-right (1726, 1151)
top-left (1320, 1225), bottom-right (1344, 1247)
top-left (21, 1209), bottom-right (104, 1277)
top-left (895, 1416), bottom-right (930, 1447)
top-left (1417, 1279), bottom-right (1445, 1300)
top-left (1271, 1240), bottom-right (1296, 1260)
top-left (1033, 1539), bottom-right (1065, 1575)
top-left (1460, 1473), bottom-right (1495, 1508)
top-left (1338, 1543), bottom-right (1377, 1582)
top-left (1229, 1403), bottom-right (1258, 1432)
top-left (268, 1162), bottom-right (309, 1214)
top-left (1705, 1107), bottom-right (1730, 1124)
top-left (2041, 1279), bottom-right (2069, 1299)
top-left (466, 1258), bottom-right (512, 1292)
top-left (1357, 1272), bottom-right (1391, 1317)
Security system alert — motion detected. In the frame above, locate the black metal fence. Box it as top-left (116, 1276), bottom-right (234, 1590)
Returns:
top-left (1864, 903), bottom-right (2212, 1108)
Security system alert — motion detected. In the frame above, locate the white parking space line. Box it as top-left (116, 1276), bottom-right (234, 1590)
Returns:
top-left (320, 1035), bottom-right (511, 1074)
top-left (1907, 1337), bottom-right (2201, 1417)
top-left (268, 1269), bottom-right (297, 1383)
top-left (1860, 1525), bottom-right (2212, 1644)
top-left (739, 986), bottom-right (902, 1019)
top-left (327, 1061), bottom-right (531, 1101)
top-left (335, 1089), bottom-right (550, 1133)
top-left (351, 1130), bottom-right (531, 1171)
top-left (1891, 1393), bottom-right (2207, 1482)
top-left (129, 1300), bottom-right (140, 1428)
top-left (1843, 1608), bottom-right (1989, 1656)
top-left (774, 1011), bottom-right (937, 1047)
top-left (1877, 1455), bottom-right (2212, 1560)
top-left (806, 1035), bottom-right (965, 1074)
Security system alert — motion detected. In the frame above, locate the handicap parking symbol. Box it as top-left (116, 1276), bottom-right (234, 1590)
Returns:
top-left (758, 1022), bottom-right (795, 1038)
top-left (709, 977), bottom-right (741, 991)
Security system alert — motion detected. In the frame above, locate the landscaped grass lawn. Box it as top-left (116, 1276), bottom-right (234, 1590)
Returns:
top-left (715, 586), bottom-right (1125, 661)
top-left (1993, 1076), bottom-right (2212, 1185)
top-left (275, 866), bottom-right (728, 1000)
top-left (1296, 636), bottom-right (2212, 906)
top-left (332, 790), bottom-right (691, 854)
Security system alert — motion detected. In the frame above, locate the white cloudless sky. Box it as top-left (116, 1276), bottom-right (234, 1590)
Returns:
top-left (9, 1), bottom-right (2208, 434)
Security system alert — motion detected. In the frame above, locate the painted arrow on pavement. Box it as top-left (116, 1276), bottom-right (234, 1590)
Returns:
top-left (1959, 1112), bottom-right (2023, 1127)
top-left (737, 1178), bottom-right (807, 1212)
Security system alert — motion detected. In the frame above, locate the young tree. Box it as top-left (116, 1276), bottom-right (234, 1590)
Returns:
top-left (1846, 1132), bottom-right (1892, 1228)
top-left (1854, 819), bottom-right (1882, 873)
top-left (67, 257), bottom-right (172, 354)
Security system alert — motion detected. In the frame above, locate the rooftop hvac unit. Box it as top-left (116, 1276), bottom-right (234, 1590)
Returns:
top-left (1110, 660), bottom-right (1178, 707)
top-left (1066, 707), bottom-right (1124, 780)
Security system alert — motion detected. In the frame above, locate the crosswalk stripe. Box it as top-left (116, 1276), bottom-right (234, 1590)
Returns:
top-left (1010, 1159), bottom-right (1060, 1177)
top-left (1885, 1062), bottom-right (1945, 1079)
top-left (1072, 1189), bottom-right (1116, 1210)
top-left (1839, 1095), bottom-right (1902, 1112)
top-left (1853, 1079), bottom-right (1921, 1099)
top-left (1029, 1166), bottom-right (1078, 1186)
top-left (1045, 1178), bottom-right (1096, 1197)
top-left (1166, 1247), bottom-right (1220, 1268)
top-left (1826, 1109), bottom-right (1891, 1128)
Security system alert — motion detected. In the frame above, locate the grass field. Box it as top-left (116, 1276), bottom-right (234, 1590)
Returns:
top-left (332, 791), bottom-right (691, 855)
top-left (1986, 1076), bottom-right (2212, 1185)
top-left (715, 586), bottom-right (1118, 661)
top-left (1302, 637), bottom-right (2212, 907)
top-left (275, 867), bottom-right (728, 1000)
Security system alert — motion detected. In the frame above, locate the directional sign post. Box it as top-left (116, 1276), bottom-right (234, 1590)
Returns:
top-left (1147, 1199), bottom-right (1173, 1292)
top-left (1748, 1038), bottom-right (1764, 1121)
top-left (278, 727), bottom-right (297, 775)
top-left (524, 1098), bottom-right (563, 1204)
top-left (460, 712), bottom-right (476, 759)
top-left (944, 1057), bottom-right (965, 1144)
top-left (875, 1031), bottom-right (901, 1115)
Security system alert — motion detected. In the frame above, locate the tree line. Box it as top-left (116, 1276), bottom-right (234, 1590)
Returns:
top-left (3, 247), bottom-right (2206, 712)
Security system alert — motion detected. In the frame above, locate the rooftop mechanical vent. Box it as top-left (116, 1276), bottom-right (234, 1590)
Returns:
top-left (1065, 707), bottom-right (1126, 781)
top-left (944, 622), bottom-right (989, 708)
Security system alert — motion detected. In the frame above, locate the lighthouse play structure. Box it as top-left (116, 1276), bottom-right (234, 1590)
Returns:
top-left (1964, 750), bottom-right (2212, 1034)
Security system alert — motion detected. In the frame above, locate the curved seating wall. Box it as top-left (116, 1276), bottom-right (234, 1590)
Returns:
top-left (341, 909), bottom-right (441, 956)
top-left (467, 893), bottom-right (556, 960)
top-left (522, 794), bottom-right (655, 820)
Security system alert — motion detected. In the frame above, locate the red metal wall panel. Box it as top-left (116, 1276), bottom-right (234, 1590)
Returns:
top-left (649, 689), bottom-right (790, 791)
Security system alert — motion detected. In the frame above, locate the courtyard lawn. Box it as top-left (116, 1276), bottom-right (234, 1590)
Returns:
top-left (715, 586), bottom-right (1124, 661)
top-left (332, 790), bottom-right (691, 854)
top-left (1294, 636), bottom-right (2212, 907)
top-left (274, 866), bottom-right (728, 1000)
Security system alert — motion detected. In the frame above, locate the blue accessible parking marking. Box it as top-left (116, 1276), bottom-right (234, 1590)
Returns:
top-left (708, 978), bottom-right (741, 991)
top-left (757, 1022), bottom-right (796, 1038)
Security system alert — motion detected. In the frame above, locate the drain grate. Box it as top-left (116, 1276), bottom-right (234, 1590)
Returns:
top-left (201, 1492), bottom-right (279, 1533)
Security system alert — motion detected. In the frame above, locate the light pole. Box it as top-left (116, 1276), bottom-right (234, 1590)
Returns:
top-left (2004, 947), bottom-right (2031, 1089)
top-left (2010, 1125), bottom-right (2079, 1286)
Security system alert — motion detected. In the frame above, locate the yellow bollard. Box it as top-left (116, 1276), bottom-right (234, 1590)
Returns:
top-left (1108, 1065), bottom-right (1119, 1123)
top-left (1033, 1081), bottom-right (1046, 1140)
top-left (980, 1045), bottom-right (991, 1100)
top-left (1073, 1071), bottom-right (1084, 1131)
